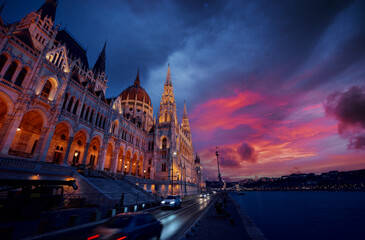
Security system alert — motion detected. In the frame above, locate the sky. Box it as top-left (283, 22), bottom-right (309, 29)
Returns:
top-left (4, 0), bottom-right (365, 180)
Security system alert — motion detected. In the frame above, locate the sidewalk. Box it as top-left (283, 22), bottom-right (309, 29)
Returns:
top-left (186, 196), bottom-right (249, 240)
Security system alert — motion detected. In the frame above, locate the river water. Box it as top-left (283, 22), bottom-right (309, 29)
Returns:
top-left (230, 191), bottom-right (365, 240)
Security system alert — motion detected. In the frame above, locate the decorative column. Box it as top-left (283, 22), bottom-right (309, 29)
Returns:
top-left (0, 116), bottom-right (22, 154)
top-left (128, 156), bottom-right (132, 175)
top-left (62, 137), bottom-right (74, 166)
top-left (38, 125), bottom-right (56, 161)
top-left (111, 147), bottom-right (120, 173)
top-left (0, 61), bottom-right (10, 77)
top-left (121, 154), bottom-right (126, 174)
top-left (33, 127), bottom-right (49, 160)
top-left (0, 115), bottom-right (13, 151)
top-left (97, 145), bottom-right (107, 171)
top-left (81, 142), bottom-right (90, 165)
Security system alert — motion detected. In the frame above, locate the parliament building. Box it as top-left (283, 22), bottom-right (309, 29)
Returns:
top-left (0, 0), bottom-right (204, 197)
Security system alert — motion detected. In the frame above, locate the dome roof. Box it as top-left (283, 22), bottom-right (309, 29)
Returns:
top-left (120, 70), bottom-right (152, 107)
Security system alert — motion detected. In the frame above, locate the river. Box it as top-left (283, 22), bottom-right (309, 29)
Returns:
top-left (230, 191), bottom-right (365, 240)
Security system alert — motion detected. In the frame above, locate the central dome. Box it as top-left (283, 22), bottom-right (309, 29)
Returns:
top-left (120, 71), bottom-right (151, 106)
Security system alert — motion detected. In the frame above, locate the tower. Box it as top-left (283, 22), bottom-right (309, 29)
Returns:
top-left (93, 42), bottom-right (108, 93)
top-left (14, 0), bottom-right (58, 51)
top-left (181, 101), bottom-right (191, 140)
top-left (155, 65), bottom-right (179, 189)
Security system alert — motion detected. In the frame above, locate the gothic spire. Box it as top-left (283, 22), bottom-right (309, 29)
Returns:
top-left (166, 63), bottom-right (171, 84)
top-left (37, 0), bottom-right (58, 21)
top-left (93, 42), bottom-right (106, 76)
top-left (134, 68), bottom-right (140, 86)
top-left (183, 100), bottom-right (188, 118)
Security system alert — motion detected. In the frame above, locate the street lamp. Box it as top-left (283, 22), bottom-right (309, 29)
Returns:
top-left (216, 147), bottom-right (222, 192)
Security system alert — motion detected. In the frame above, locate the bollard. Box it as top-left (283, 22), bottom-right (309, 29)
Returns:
top-left (90, 211), bottom-right (101, 222)
top-left (107, 209), bottom-right (116, 218)
top-left (69, 214), bottom-right (82, 227)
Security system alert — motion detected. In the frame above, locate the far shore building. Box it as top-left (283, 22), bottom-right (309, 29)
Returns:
top-left (0, 0), bottom-right (204, 197)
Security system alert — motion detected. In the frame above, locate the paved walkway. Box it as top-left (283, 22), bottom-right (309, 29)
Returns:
top-left (186, 196), bottom-right (249, 240)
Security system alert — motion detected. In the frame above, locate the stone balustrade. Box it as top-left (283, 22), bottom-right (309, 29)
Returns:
top-left (0, 156), bottom-right (73, 176)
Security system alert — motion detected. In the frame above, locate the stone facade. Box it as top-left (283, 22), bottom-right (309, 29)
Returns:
top-left (0, 0), bottom-right (204, 196)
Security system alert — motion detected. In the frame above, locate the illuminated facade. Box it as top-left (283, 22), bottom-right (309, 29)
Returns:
top-left (0, 0), bottom-right (203, 196)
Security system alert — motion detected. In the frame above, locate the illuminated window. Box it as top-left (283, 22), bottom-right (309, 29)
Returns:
top-left (41, 80), bottom-right (52, 98)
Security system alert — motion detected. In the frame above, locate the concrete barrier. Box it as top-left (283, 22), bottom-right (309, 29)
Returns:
top-left (68, 214), bottom-right (82, 227)
top-left (38, 219), bottom-right (53, 233)
top-left (90, 211), bottom-right (101, 222)
top-left (107, 209), bottom-right (116, 218)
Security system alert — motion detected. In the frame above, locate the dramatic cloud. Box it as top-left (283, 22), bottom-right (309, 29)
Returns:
top-left (237, 143), bottom-right (258, 163)
top-left (6, 0), bottom-right (365, 178)
top-left (325, 86), bottom-right (365, 149)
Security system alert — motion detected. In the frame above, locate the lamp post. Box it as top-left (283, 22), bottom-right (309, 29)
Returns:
top-left (216, 147), bottom-right (222, 192)
top-left (171, 151), bottom-right (177, 195)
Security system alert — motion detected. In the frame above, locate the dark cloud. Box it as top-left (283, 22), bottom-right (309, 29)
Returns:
top-left (237, 142), bottom-right (258, 163)
top-left (324, 86), bottom-right (365, 149)
top-left (219, 148), bottom-right (240, 168)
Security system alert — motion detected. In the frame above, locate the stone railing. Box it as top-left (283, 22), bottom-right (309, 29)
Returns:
top-left (0, 78), bottom-right (23, 92)
top-left (0, 157), bottom-right (73, 176)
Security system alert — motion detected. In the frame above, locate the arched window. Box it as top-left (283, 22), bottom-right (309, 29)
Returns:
top-left (89, 109), bottom-right (94, 123)
top-left (41, 80), bottom-right (52, 98)
top-left (102, 118), bottom-right (106, 129)
top-left (14, 68), bottom-right (27, 87)
top-left (0, 54), bottom-right (7, 73)
top-left (84, 107), bottom-right (89, 121)
top-left (80, 104), bottom-right (85, 118)
top-left (161, 163), bottom-right (167, 172)
top-left (62, 94), bottom-right (69, 109)
top-left (164, 111), bottom-right (168, 122)
top-left (67, 97), bottom-right (74, 112)
top-left (73, 100), bottom-right (79, 115)
top-left (162, 138), bottom-right (167, 149)
top-left (4, 61), bottom-right (18, 81)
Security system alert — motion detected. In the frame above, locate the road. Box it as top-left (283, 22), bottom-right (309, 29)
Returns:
top-left (149, 195), bottom-right (215, 240)
top-left (31, 194), bottom-right (216, 240)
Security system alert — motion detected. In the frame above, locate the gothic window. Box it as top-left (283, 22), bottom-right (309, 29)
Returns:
top-left (164, 111), bottom-right (168, 122)
top-left (73, 100), bottom-right (79, 115)
top-left (84, 107), bottom-right (89, 121)
top-left (62, 94), bottom-right (69, 109)
top-left (162, 138), bottom-right (167, 149)
top-left (89, 109), bottom-right (94, 123)
top-left (67, 97), bottom-right (74, 111)
top-left (102, 118), bottom-right (106, 129)
top-left (80, 104), bottom-right (85, 118)
top-left (95, 113), bottom-right (99, 126)
top-left (4, 61), bottom-right (18, 81)
top-left (148, 159), bottom-right (152, 165)
top-left (161, 163), bottom-right (167, 172)
top-left (0, 54), bottom-right (7, 72)
top-left (41, 80), bottom-right (52, 98)
top-left (14, 68), bottom-right (27, 87)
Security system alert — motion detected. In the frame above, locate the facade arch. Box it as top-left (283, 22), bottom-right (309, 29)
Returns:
top-left (138, 155), bottom-right (144, 177)
top-left (46, 122), bottom-right (71, 164)
top-left (131, 152), bottom-right (138, 176)
top-left (116, 146), bottom-right (125, 172)
top-left (0, 90), bottom-right (14, 114)
top-left (68, 129), bottom-right (88, 166)
top-left (124, 150), bottom-right (132, 174)
top-left (9, 110), bottom-right (44, 158)
top-left (104, 141), bottom-right (114, 171)
top-left (87, 136), bottom-right (102, 169)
